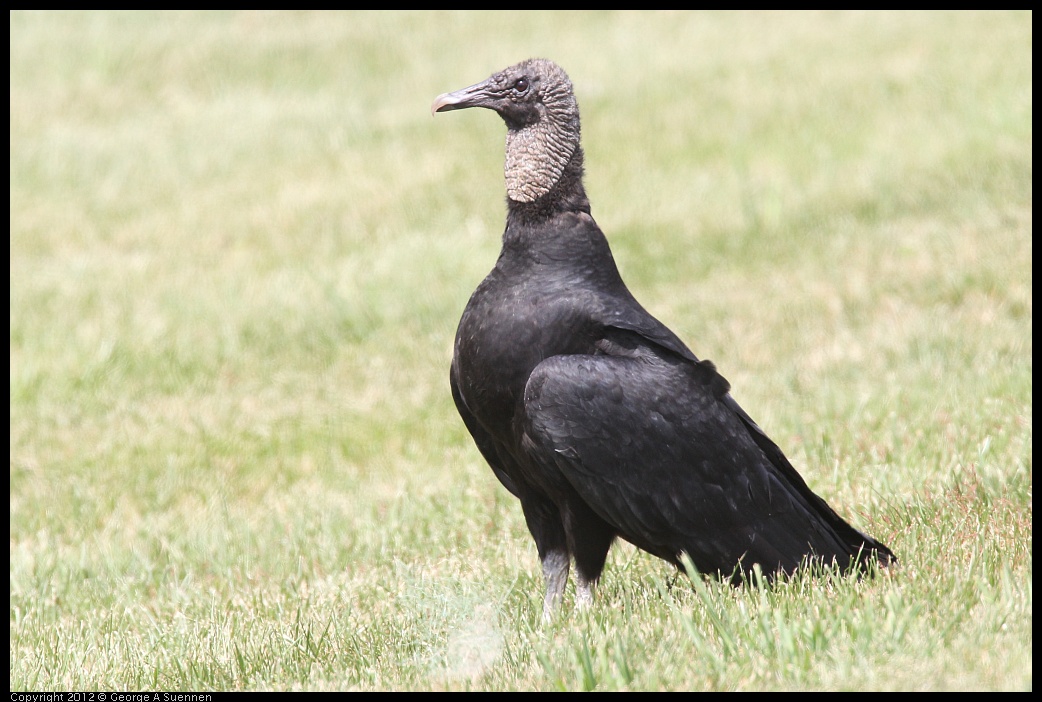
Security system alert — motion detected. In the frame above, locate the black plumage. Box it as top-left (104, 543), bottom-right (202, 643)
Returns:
top-left (432, 58), bottom-right (894, 617)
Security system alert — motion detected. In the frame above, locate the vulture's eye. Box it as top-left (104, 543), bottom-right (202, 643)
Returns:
top-left (513, 77), bottom-right (529, 94)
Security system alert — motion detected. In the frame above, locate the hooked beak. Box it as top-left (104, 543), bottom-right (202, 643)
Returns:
top-left (431, 79), bottom-right (494, 116)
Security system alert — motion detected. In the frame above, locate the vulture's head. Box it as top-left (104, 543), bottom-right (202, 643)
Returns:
top-left (432, 59), bottom-right (582, 203)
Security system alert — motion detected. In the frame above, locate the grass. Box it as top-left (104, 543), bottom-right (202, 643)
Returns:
top-left (9, 10), bottom-right (1031, 691)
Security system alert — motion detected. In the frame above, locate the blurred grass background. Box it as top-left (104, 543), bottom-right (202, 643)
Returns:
top-left (10, 10), bottom-right (1031, 691)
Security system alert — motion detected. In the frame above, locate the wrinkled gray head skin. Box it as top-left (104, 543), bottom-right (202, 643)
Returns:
top-left (432, 58), bottom-right (581, 203)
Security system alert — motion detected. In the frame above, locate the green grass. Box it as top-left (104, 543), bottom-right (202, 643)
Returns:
top-left (10, 10), bottom-right (1031, 691)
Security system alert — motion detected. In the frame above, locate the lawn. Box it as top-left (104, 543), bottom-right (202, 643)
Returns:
top-left (10, 10), bottom-right (1032, 691)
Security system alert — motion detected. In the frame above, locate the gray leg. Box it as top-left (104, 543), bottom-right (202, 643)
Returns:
top-left (575, 575), bottom-right (594, 610)
top-left (541, 550), bottom-right (570, 621)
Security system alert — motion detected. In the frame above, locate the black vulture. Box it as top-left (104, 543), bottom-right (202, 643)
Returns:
top-left (432, 58), bottom-right (894, 617)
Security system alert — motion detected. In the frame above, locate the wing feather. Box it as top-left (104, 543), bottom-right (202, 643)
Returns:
top-left (521, 345), bottom-right (859, 577)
